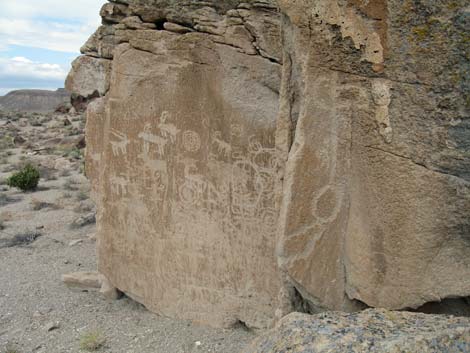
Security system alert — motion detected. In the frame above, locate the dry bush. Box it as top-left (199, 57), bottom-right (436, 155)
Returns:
top-left (30, 198), bottom-right (59, 211)
top-left (73, 200), bottom-right (95, 214)
top-left (79, 331), bottom-right (106, 351)
top-left (38, 165), bottom-right (57, 181)
top-left (76, 190), bottom-right (89, 201)
top-left (0, 194), bottom-right (16, 206)
top-left (63, 177), bottom-right (80, 191)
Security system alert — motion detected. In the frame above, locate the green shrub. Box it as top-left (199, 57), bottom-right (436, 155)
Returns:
top-left (80, 331), bottom-right (106, 351)
top-left (7, 164), bottom-right (40, 191)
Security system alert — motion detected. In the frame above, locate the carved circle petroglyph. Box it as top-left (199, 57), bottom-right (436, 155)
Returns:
top-left (176, 133), bottom-right (278, 234)
top-left (182, 130), bottom-right (201, 152)
top-left (231, 123), bottom-right (243, 138)
top-left (179, 183), bottom-right (198, 206)
top-left (311, 186), bottom-right (341, 224)
top-left (255, 172), bottom-right (274, 195)
top-left (261, 208), bottom-right (277, 228)
top-left (248, 136), bottom-right (263, 154)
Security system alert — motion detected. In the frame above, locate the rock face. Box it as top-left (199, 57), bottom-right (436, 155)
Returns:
top-left (67, 0), bottom-right (470, 327)
top-left (244, 309), bottom-right (470, 352)
top-left (69, 0), bottom-right (282, 328)
top-left (0, 89), bottom-right (69, 112)
top-left (276, 0), bottom-right (470, 313)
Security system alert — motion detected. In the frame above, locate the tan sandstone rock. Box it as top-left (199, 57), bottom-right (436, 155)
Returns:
top-left (276, 0), bottom-right (470, 312)
top-left (74, 0), bottom-right (283, 329)
top-left (100, 277), bottom-right (122, 300)
top-left (100, 3), bottom-right (130, 24)
top-left (67, 0), bottom-right (470, 328)
top-left (62, 271), bottom-right (102, 290)
top-left (65, 56), bottom-right (111, 98)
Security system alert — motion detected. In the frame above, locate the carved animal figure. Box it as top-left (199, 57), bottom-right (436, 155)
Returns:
top-left (138, 124), bottom-right (168, 156)
top-left (212, 131), bottom-right (232, 158)
top-left (110, 130), bottom-right (129, 156)
top-left (158, 111), bottom-right (180, 143)
top-left (110, 175), bottom-right (128, 195)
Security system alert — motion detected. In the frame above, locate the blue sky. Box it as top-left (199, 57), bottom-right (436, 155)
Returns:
top-left (0, 0), bottom-right (107, 95)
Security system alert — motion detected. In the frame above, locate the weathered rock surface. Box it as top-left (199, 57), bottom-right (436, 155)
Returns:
top-left (66, 0), bottom-right (470, 328)
top-left (62, 271), bottom-right (121, 301)
top-left (65, 55), bottom-right (111, 110)
top-left (276, 0), bottom-right (470, 313)
top-left (69, 0), bottom-right (283, 329)
top-left (62, 271), bottom-right (102, 290)
top-left (0, 89), bottom-right (69, 113)
top-left (100, 276), bottom-right (122, 300)
top-left (244, 309), bottom-right (470, 353)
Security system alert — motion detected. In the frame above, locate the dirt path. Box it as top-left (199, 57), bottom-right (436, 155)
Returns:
top-left (0, 111), bottom-right (255, 353)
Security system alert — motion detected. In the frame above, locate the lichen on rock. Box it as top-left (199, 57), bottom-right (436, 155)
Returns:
top-left (244, 309), bottom-right (470, 352)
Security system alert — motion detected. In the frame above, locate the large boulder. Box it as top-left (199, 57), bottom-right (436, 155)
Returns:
top-left (66, 0), bottom-right (470, 328)
top-left (276, 0), bottom-right (470, 312)
top-left (79, 0), bottom-right (283, 329)
top-left (65, 55), bottom-right (111, 98)
top-left (65, 55), bottom-right (112, 112)
top-left (244, 309), bottom-right (470, 353)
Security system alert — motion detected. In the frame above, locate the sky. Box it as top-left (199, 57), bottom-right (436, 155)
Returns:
top-left (0, 0), bottom-right (107, 95)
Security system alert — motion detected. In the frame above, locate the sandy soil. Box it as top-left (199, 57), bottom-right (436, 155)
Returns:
top-left (0, 111), bottom-right (255, 353)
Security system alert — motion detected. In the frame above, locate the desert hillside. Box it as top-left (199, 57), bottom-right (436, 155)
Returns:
top-left (0, 89), bottom-right (69, 113)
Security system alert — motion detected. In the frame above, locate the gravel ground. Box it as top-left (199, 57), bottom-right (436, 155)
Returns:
top-left (0, 111), bottom-right (256, 353)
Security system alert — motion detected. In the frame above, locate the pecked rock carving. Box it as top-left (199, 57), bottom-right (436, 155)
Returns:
top-left (69, 0), bottom-right (283, 329)
top-left (67, 0), bottom-right (470, 328)
top-left (277, 0), bottom-right (470, 313)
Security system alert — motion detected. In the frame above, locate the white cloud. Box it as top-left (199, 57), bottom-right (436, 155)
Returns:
top-left (0, 18), bottom-right (98, 53)
top-left (0, 56), bottom-right (68, 80)
top-left (0, 0), bottom-right (107, 53)
top-left (0, 0), bottom-right (108, 93)
top-left (0, 0), bottom-right (106, 23)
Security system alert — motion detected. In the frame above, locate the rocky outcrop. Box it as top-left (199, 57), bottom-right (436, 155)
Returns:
top-left (276, 0), bottom-right (470, 314)
top-left (66, 0), bottom-right (470, 328)
top-left (244, 309), bottom-right (470, 352)
top-left (0, 89), bottom-right (69, 113)
top-left (66, 56), bottom-right (111, 100)
top-left (68, 0), bottom-right (283, 329)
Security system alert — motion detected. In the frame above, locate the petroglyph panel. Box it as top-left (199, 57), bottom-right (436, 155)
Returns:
top-left (73, 0), bottom-right (470, 325)
top-left (278, 0), bottom-right (470, 312)
top-left (277, 69), bottom-right (354, 311)
top-left (90, 30), bottom-right (281, 328)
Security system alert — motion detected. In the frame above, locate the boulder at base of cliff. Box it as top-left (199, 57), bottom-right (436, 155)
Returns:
top-left (244, 309), bottom-right (470, 353)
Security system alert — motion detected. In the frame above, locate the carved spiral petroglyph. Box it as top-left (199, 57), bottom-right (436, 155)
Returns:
top-left (231, 124), bottom-right (243, 138)
top-left (182, 130), bottom-right (201, 152)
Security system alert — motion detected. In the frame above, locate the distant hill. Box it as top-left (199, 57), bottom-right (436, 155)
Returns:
top-left (0, 89), bottom-right (70, 113)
